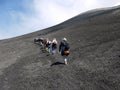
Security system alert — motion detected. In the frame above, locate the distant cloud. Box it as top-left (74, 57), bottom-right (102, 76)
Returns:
top-left (33, 0), bottom-right (98, 25)
top-left (114, 2), bottom-right (120, 6)
top-left (0, 0), bottom-right (120, 39)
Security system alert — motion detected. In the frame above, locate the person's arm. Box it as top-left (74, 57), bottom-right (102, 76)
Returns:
top-left (59, 42), bottom-right (62, 52)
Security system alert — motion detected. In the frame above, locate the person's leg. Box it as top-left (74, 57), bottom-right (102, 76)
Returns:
top-left (54, 49), bottom-right (56, 55)
top-left (48, 44), bottom-right (52, 54)
top-left (64, 58), bottom-right (67, 65)
top-left (52, 49), bottom-right (55, 55)
top-left (48, 47), bottom-right (51, 53)
top-left (63, 55), bottom-right (67, 65)
top-left (52, 48), bottom-right (57, 55)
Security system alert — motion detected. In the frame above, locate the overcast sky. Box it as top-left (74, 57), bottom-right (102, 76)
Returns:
top-left (0, 0), bottom-right (120, 39)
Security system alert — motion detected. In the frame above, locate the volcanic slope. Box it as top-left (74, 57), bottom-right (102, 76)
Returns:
top-left (0, 6), bottom-right (120, 90)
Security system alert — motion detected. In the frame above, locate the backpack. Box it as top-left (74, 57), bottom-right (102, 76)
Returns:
top-left (64, 50), bottom-right (70, 56)
top-left (64, 42), bottom-right (70, 50)
top-left (52, 42), bottom-right (57, 48)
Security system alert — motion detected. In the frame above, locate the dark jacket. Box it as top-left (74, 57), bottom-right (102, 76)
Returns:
top-left (59, 40), bottom-right (70, 56)
top-left (52, 43), bottom-right (57, 50)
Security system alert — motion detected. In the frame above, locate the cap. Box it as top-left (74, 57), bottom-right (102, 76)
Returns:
top-left (63, 37), bottom-right (67, 41)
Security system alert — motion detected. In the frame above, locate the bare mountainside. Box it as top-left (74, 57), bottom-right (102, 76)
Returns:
top-left (0, 6), bottom-right (120, 90)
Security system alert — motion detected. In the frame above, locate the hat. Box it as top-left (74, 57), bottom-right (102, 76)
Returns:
top-left (63, 37), bottom-right (67, 41)
top-left (53, 38), bottom-right (57, 42)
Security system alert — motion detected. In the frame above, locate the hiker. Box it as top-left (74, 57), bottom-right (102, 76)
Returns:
top-left (34, 37), bottom-right (44, 46)
top-left (44, 38), bottom-right (49, 51)
top-left (51, 38), bottom-right (58, 55)
top-left (34, 37), bottom-right (40, 43)
top-left (45, 38), bottom-right (52, 54)
top-left (59, 38), bottom-right (70, 65)
top-left (47, 40), bottom-right (52, 54)
top-left (39, 38), bottom-right (44, 46)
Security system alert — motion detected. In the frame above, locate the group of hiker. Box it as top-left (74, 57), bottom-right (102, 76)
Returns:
top-left (34, 37), bottom-right (70, 65)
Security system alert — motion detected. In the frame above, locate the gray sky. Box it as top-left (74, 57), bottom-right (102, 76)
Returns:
top-left (0, 0), bottom-right (120, 39)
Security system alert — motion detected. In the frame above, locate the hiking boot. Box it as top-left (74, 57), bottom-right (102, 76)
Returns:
top-left (64, 59), bottom-right (67, 65)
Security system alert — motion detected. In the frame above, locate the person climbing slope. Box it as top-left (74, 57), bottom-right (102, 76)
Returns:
top-left (44, 38), bottom-right (49, 52)
top-left (51, 38), bottom-right (58, 55)
top-left (59, 38), bottom-right (70, 65)
top-left (44, 38), bottom-right (52, 55)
